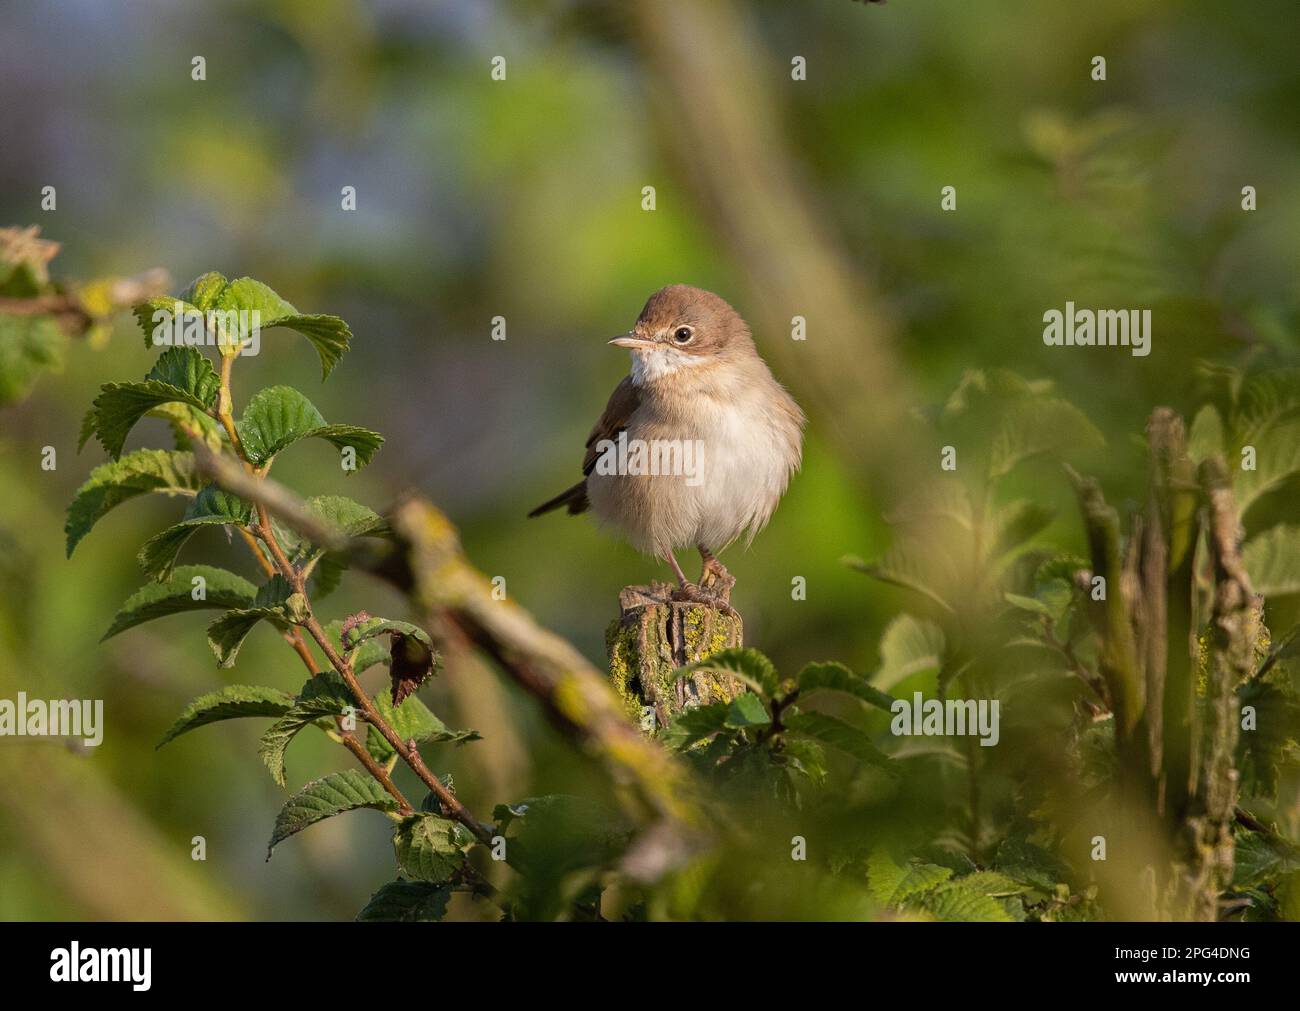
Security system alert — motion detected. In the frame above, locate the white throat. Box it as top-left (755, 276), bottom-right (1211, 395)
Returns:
top-left (629, 345), bottom-right (706, 386)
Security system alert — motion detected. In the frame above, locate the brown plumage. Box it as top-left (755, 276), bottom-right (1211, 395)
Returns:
top-left (530, 285), bottom-right (804, 603)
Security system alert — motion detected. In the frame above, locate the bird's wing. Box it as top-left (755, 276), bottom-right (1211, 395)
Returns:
top-left (582, 375), bottom-right (641, 475)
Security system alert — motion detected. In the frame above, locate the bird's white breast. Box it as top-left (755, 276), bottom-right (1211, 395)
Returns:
top-left (586, 361), bottom-right (802, 556)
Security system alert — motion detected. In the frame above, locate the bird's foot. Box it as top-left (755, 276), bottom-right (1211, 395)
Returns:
top-left (670, 581), bottom-right (739, 620)
top-left (698, 555), bottom-right (736, 603)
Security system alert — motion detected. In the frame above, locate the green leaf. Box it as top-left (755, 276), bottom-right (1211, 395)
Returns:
top-left (796, 661), bottom-right (896, 711)
top-left (207, 575), bottom-right (304, 668)
top-left (662, 702), bottom-right (732, 751)
top-left (322, 618), bottom-right (389, 673)
top-left (103, 565), bottom-right (257, 640)
top-left (157, 684), bottom-right (295, 748)
top-left (365, 690), bottom-right (480, 765)
top-left (267, 769), bottom-right (400, 856)
top-left (989, 499), bottom-right (1055, 560)
top-left (1233, 832), bottom-right (1300, 887)
top-left (784, 711), bottom-right (893, 770)
top-left (874, 614), bottom-right (946, 691)
top-left (676, 647), bottom-right (780, 697)
top-left (393, 814), bottom-right (467, 882)
top-left (236, 385), bottom-right (382, 468)
top-left (1243, 525), bottom-right (1300, 598)
top-left (0, 313), bottom-right (66, 406)
top-left (845, 547), bottom-right (957, 616)
top-left (137, 485), bottom-right (252, 581)
top-left (867, 849), bottom-right (953, 905)
top-left (81, 347), bottom-right (220, 458)
top-left (216, 278), bottom-right (352, 379)
top-left (180, 271), bottom-right (228, 311)
top-left (66, 448), bottom-right (202, 555)
top-left (283, 495), bottom-right (393, 596)
top-left (988, 397), bottom-right (1104, 480)
top-left (724, 692), bottom-right (770, 728)
top-left (920, 877), bottom-right (1017, 922)
top-left (148, 402), bottom-right (225, 453)
top-left (1003, 592), bottom-right (1054, 617)
top-left (258, 671), bottom-right (358, 786)
top-left (134, 295), bottom-right (204, 348)
top-left (1233, 367), bottom-right (1300, 451)
top-left (1187, 404), bottom-right (1225, 464)
top-left (1236, 417), bottom-right (1300, 516)
top-left (356, 880), bottom-right (452, 922)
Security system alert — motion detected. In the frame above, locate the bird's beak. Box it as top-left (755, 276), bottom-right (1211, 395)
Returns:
top-left (608, 333), bottom-right (656, 350)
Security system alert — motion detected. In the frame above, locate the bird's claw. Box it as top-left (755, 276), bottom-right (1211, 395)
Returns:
top-left (671, 581), bottom-right (740, 620)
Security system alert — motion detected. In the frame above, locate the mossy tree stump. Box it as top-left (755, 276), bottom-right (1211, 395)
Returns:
top-left (606, 582), bottom-right (745, 734)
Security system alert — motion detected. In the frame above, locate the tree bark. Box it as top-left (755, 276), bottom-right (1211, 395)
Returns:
top-left (606, 583), bottom-right (745, 733)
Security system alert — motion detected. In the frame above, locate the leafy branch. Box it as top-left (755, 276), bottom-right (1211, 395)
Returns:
top-left (69, 271), bottom-right (498, 916)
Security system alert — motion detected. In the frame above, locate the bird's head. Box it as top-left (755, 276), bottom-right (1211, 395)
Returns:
top-left (609, 285), bottom-right (755, 380)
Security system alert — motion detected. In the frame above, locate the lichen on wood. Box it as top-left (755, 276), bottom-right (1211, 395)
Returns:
top-left (606, 582), bottom-right (745, 734)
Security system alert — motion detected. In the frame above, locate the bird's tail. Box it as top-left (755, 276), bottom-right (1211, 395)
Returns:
top-left (527, 480), bottom-right (589, 518)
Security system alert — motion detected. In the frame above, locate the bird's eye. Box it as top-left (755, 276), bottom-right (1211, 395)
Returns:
top-left (672, 326), bottom-right (693, 345)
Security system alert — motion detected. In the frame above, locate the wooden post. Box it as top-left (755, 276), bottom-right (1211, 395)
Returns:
top-left (606, 581), bottom-right (745, 734)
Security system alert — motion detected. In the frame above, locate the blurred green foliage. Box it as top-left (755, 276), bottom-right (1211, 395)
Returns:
top-left (0, 0), bottom-right (1297, 920)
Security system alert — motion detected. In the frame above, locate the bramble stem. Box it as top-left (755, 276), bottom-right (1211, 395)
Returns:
top-left (212, 352), bottom-right (422, 818)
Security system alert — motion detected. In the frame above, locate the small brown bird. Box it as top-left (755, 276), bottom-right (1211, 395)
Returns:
top-left (530, 285), bottom-right (805, 607)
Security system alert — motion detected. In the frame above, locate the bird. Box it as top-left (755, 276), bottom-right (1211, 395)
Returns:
top-left (529, 285), bottom-right (805, 610)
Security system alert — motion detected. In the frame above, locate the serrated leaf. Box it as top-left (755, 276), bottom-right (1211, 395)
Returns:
top-left (134, 296), bottom-right (203, 349)
top-left (157, 684), bottom-right (295, 748)
top-left (919, 878), bottom-right (1016, 922)
top-left (258, 671), bottom-right (358, 786)
top-left (103, 565), bottom-right (257, 640)
top-left (66, 448), bottom-right (202, 555)
top-left (867, 849), bottom-right (953, 905)
top-left (1243, 525), bottom-right (1300, 598)
top-left (784, 711), bottom-right (893, 770)
top-left (1233, 832), bottom-right (1300, 887)
top-left (356, 880), bottom-right (451, 922)
top-left (137, 485), bottom-right (252, 581)
top-left (267, 769), bottom-right (400, 856)
top-left (393, 814), bottom-right (467, 882)
top-left (216, 278), bottom-right (352, 379)
top-left (236, 385), bottom-right (382, 468)
top-left (207, 575), bottom-right (302, 668)
top-left (365, 691), bottom-right (480, 764)
top-left (82, 347), bottom-right (220, 457)
top-left (796, 661), bottom-right (896, 711)
top-left (180, 271), bottom-right (228, 311)
top-left (676, 647), bottom-right (779, 698)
